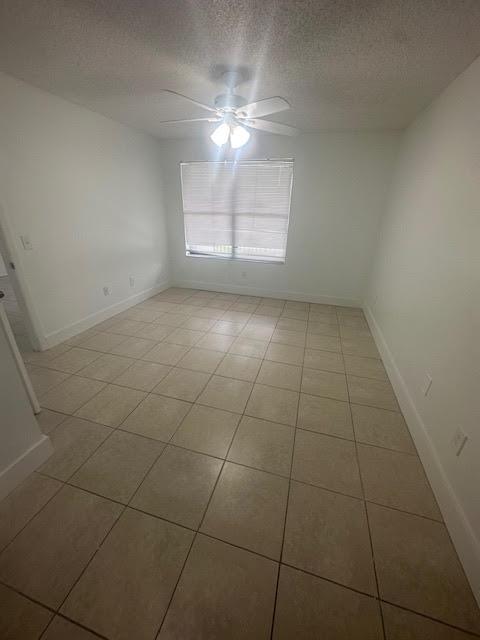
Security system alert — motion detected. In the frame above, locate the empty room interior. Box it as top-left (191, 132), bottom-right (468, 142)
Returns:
top-left (1, 1), bottom-right (480, 638)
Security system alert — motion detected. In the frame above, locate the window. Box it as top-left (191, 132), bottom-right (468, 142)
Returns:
top-left (180, 159), bottom-right (293, 263)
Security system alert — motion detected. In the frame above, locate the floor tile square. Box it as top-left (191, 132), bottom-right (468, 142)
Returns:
top-left (0, 473), bottom-right (62, 552)
top-left (39, 416), bottom-right (112, 481)
top-left (297, 394), bottom-right (353, 439)
top-left (381, 602), bottom-right (478, 640)
top-left (177, 347), bottom-right (224, 373)
top-left (307, 321), bottom-right (339, 337)
top-left (215, 353), bottom-right (262, 382)
top-left (246, 383), bottom-right (298, 426)
top-left (62, 508), bottom-right (193, 640)
top-left (41, 616), bottom-right (101, 639)
top-left (142, 342), bottom-right (190, 365)
top-left (227, 416), bottom-right (294, 476)
top-left (303, 348), bottom-right (344, 373)
top-left (75, 384), bottom-right (146, 427)
top-left (358, 444), bottom-right (441, 519)
top-left (367, 503), bottom-right (480, 633)
top-left (292, 429), bottom-right (362, 497)
top-left (181, 317), bottom-right (216, 331)
top-left (71, 430), bottom-right (164, 503)
top-left (107, 318), bottom-right (150, 337)
top-left (283, 481), bottom-right (376, 594)
top-left (306, 334), bottom-right (341, 352)
top-left (132, 446), bottom-right (222, 528)
top-left (271, 329), bottom-right (306, 347)
top-left (171, 404), bottom-right (240, 457)
top-left (256, 360), bottom-right (302, 391)
top-left (0, 583), bottom-right (53, 640)
top-left (343, 354), bottom-right (388, 380)
top-left (201, 462), bottom-right (289, 559)
top-left (276, 318), bottom-right (307, 333)
top-left (351, 404), bottom-right (415, 453)
top-left (112, 360), bottom-right (171, 391)
top-left (134, 323), bottom-right (174, 341)
top-left (229, 336), bottom-right (269, 358)
top-left (302, 368), bottom-right (348, 401)
top-left (47, 347), bottom-right (102, 374)
top-left (164, 328), bottom-right (205, 346)
top-left (347, 375), bottom-right (399, 410)
top-left (198, 375), bottom-right (253, 413)
top-left (341, 336), bottom-right (380, 358)
top-left (153, 367), bottom-right (210, 402)
top-left (211, 320), bottom-right (244, 336)
top-left (0, 486), bottom-right (122, 609)
top-left (36, 408), bottom-right (67, 434)
top-left (157, 312), bottom-right (189, 327)
top-left (273, 564), bottom-right (383, 640)
top-left (265, 343), bottom-right (304, 366)
top-left (79, 332), bottom-right (128, 353)
top-left (25, 364), bottom-right (70, 397)
top-left (240, 323), bottom-right (275, 341)
top-left (158, 534), bottom-right (277, 640)
top-left (110, 336), bottom-right (157, 358)
top-left (40, 376), bottom-right (106, 414)
top-left (121, 394), bottom-right (191, 441)
top-left (78, 353), bottom-right (134, 382)
top-left (196, 332), bottom-right (236, 352)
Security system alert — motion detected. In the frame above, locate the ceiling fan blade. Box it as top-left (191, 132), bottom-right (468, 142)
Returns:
top-left (158, 117), bottom-right (220, 125)
top-left (243, 118), bottom-right (299, 136)
top-left (161, 89), bottom-right (217, 113)
top-left (237, 97), bottom-right (290, 119)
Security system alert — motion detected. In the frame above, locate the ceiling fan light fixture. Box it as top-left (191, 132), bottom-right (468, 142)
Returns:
top-left (230, 124), bottom-right (250, 149)
top-left (210, 122), bottom-right (230, 146)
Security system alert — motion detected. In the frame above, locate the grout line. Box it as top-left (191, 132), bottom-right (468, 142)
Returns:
top-left (338, 306), bottom-right (387, 640)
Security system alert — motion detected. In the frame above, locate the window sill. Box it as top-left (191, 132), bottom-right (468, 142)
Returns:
top-left (185, 253), bottom-right (285, 266)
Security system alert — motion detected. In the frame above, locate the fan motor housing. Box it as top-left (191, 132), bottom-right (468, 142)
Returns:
top-left (214, 93), bottom-right (247, 111)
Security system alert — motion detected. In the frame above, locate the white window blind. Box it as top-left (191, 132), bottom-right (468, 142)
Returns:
top-left (180, 159), bottom-right (293, 263)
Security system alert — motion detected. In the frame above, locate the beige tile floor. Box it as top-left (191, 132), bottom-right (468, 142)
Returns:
top-left (1, 287), bottom-right (480, 639)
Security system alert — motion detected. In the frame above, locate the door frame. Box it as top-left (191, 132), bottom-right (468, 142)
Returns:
top-left (0, 202), bottom-right (46, 351)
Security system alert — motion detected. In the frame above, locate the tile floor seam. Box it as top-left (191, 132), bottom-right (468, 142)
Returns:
top-left (339, 315), bottom-right (387, 640)
top-left (268, 360), bottom-right (301, 639)
top-left (154, 313), bottom-right (280, 639)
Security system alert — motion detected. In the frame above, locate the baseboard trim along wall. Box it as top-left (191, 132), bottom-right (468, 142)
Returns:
top-left (43, 281), bottom-right (171, 349)
top-left (174, 279), bottom-right (361, 308)
top-left (364, 304), bottom-right (480, 606)
top-left (0, 435), bottom-right (53, 502)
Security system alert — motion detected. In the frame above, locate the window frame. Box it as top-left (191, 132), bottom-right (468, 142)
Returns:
top-left (180, 158), bottom-right (294, 265)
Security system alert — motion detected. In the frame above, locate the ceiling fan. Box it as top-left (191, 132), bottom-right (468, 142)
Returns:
top-left (158, 71), bottom-right (298, 149)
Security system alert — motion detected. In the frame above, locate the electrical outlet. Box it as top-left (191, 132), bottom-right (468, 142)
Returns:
top-left (451, 428), bottom-right (468, 457)
top-left (20, 235), bottom-right (33, 250)
top-left (422, 374), bottom-right (433, 396)
top-left (129, 276), bottom-right (135, 288)
top-left (103, 286), bottom-right (111, 296)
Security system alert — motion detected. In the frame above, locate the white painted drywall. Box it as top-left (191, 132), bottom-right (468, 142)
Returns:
top-left (366, 56), bottom-right (480, 599)
top-left (0, 307), bottom-right (52, 500)
top-left (0, 72), bottom-right (170, 346)
top-left (160, 133), bottom-right (400, 306)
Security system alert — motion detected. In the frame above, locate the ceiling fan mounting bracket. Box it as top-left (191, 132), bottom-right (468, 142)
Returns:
top-left (214, 93), bottom-right (247, 111)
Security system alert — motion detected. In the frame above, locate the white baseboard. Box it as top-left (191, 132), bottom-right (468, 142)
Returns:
top-left (174, 279), bottom-right (361, 308)
top-left (364, 304), bottom-right (480, 606)
top-left (43, 281), bottom-right (171, 349)
top-left (0, 435), bottom-right (53, 502)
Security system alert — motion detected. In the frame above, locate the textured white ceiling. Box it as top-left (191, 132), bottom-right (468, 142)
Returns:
top-left (1, 1), bottom-right (480, 137)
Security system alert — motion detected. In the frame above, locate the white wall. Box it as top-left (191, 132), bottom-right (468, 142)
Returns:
top-left (160, 133), bottom-right (400, 306)
top-left (366, 56), bottom-right (480, 600)
top-left (0, 72), bottom-right (170, 347)
top-left (0, 310), bottom-right (52, 500)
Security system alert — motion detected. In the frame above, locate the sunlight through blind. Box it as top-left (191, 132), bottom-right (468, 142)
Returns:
top-left (181, 160), bottom-right (293, 263)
